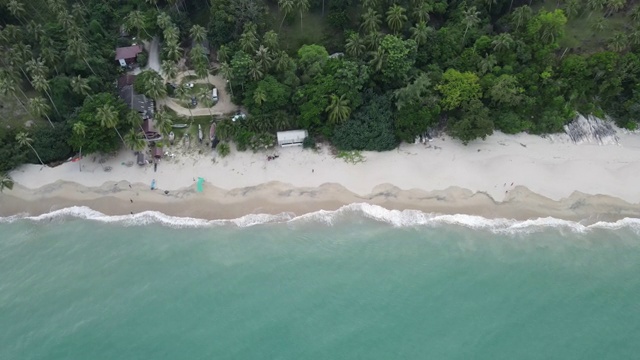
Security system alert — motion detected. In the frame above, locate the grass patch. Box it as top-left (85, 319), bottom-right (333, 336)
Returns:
top-left (336, 150), bottom-right (365, 164)
top-left (181, 74), bottom-right (199, 83)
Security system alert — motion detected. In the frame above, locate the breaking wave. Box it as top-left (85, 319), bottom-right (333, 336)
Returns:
top-left (1, 203), bottom-right (639, 233)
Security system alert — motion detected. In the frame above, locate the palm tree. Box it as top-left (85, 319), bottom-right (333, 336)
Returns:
top-left (124, 128), bottom-right (147, 152)
top-left (365, 31), bottom-right (383, 50)
top-left (72, 121), bottom-right (87, 172)
top-left (164, 41), bottom-right (181, 62)
top-left (175, 84), bottom-right (193, 118)
top-left (219, 62), bottom-right (234, 97)
top-left (478, 54), bottom-right (497, 75)
top-left (248, 60), bottom-right (264, 81)
top-left (362, 0), bottom-right (378, 10)
top-left (345, 33), bottom-right (366, 58)
top-left (125, 10), bottom-right (151, 39)
top-left (0, 76), bottom-right (30, 115)
top-left (511, 5), bottom-right (532, 31)
top-left (631, 5), bottom-right (640, 24)
top-left (608, 32), bottom-right (628, 52)
top-left (410, 21), bottom-right (431, 46)
top-left (413, 1), bottom-right (432, 23)
top-left (274, 51), bottom-right (292, 73)
top-left (263, 31), bottom-right (279, 50)
top-left (190, 25), bottom-right (207, 44)
top-left (325, 94), bottom-right (351, 123)
top-left (361, 8), bottom-right (382, 34)
top-left (278, 0), bottom-right (295, 33)
top-left (295, 0), bottom-right (310, 32)
top-left (0, 173), bottom-right (13, 193)
top-left (604, 0), bottom-right (625, 17)
top-left (157, 12), bottom-right (172, 30)
top-left (28, 97), bottom-right (54, 128)
top-left (492, 33), bottom-right (514, 52)
top-left (386, 4), bottom-right (408, 34)
top-left (239, 29), bottom-right (258, 53)
top-left (31, 74), bottom-right (61, 117)
top-left (484, 0), bottom-right (497, 12)
top-left (70, 75), bottom-right (92, 100)
top-left (145, 75), bottom-right (167, 101)
top-left (161, 60), bottom-right (178, 82)
top-left (146, 0), bottom-right (160, 11)
top-left (216, 142), bottom-right (231, 157)
top-left (369, 47), bottom-right (386, 72)
top-left (254, 87), bottom-right (267, 106)
top-left (16, 132), bottom-right (45, 166)
top-left (155, 111), bottom-right (175, 139)
top-left (163, 26), bottom-right (179, 44)
top-left (7, 0), bottom-right (26, 25)
top-left (67, 36), bottom-right (97, 76)
top-left (97, 104), bottom-right (125, 146)
top-left (590, 15), bottom-right (606, 33)
top-left (462, 6), bottom-right (481, 45)
top-left (217, 45), bottom-right (231, 63)
top-left (563, 0), bottom-right (582, 19)
top-left (255, 45), bottom-right (273, 72)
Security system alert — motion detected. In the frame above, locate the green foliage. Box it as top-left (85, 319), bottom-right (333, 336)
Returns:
top-left (69, 93), bottom-right (128, 155)
top-left (332, 92), bottom-right (399, 151)
top-left (216, 142), bottom-right (231, 157)
top-left (336, 150), bottom-right (365, 164)
top-left (449, 99), bottom-right (494, 144)
top-left (378, 35), bottom-right (417, 86)
top-left (0, 129), bottom-right (27, 173)
top-left (437, 69), bottom-right (482, 111)
top-left (28, 125), bottom-right (73, 164)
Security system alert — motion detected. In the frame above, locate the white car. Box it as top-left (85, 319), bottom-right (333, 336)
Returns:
top-left (186, 83), bottom-right (194, 88)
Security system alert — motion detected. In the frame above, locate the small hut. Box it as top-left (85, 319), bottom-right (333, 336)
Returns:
top-left (277, 130), bottom-right (308, 147)
top-left (153, 147), bottom-right (163, 159)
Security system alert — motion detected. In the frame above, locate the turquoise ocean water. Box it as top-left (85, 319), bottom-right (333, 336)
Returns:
top-left (1, 205), bottom-right (640, 359)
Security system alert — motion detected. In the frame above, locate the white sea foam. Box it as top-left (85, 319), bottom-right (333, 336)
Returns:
top-left (1, 203), bottom-right (639, 233)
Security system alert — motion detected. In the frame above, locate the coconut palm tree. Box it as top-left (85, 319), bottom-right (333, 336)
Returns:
top-left (295, 0), bottom-right (310, 32)
top-left (7, 0), bottom-right (26, 25)
top-left (217, 45), bottom-right (231, 63)
top-left (478, 54), bottom-right (497, 75)
top-left (16, 131), bottom-right (45, 166)
top-left (0, 173), bottom-right (13, 192)
top-left (163, 25), bottom-right (179, 44)
top-left (361, 8), bottom-right (382, 34)
top-left (346, 32), bottom-right (366, 58)
top-left (190, 25), bottom-right (207, 44)
top-left (511, 5), bottom-right (532, 31)
top-left (124, 128), bottom-right (147, 152)
top-left (413, 2), bottom-right (432, 23)
top-left (157, 12), bottom-right (172, 30)
top-left (255, 45), bottom-right (273, 72)
top-left (125, 10), bottom-right (152, 39)
top-left (363, 0), bottom-right (378, 10)
top-left (72, 121), bottom-right (86, 172)
top-left (239, 26), bottom-right (258, 53)
top-left (70, 75), bottom-right (92, 100)
top-left (278, 0), bottom-right (295, 33)
top-left (0, 76), bottom-right (29, 114)
top-left (31, 74), bottom-right (60, 117)
top-left (386, 4), bottom-right (407, 34)
top-left (484, 0), bottom-right (497, 12)
top-left (248, 60), bottom-right (264, 81)
top-left (604, 0), bottom-right (625, 17)
top-left (492, 33), bottom-right (514, 52)
top-left (154, 111), bottom-right (174, 139)
top-left (67, 36), bottom-right (97, 76)
top-left (164, 41), bottom-right (181, 62)
top-left (325, 94), bottom-right (351, 124)
top-left (97, 104), bottom-right (125, 146)
top-left (462, 6), bottom-right (481, 45)
top-left (161, 60), bottom-right (178, 82)
top-left (175, 84), bottom-right (193, 118)
top-left (219, 62), bottom-right (234, 97)
top-left (410, 21), bottom-right (431, 46)
top-left (369, 47), bottom-right (386, 72)
top-left (608, 32), bottom-right (628, 52)
top-left (253, 87), bottom-right (267, 106)
top-left (146, 0), bottom-right (160, 11)
top-left (263, 31), bottom-right (279, 50)
top-left (28, 97), bottom-right (54, 128)
top-left (145, 75), bottom-right (167, 101)
top-left (365, 31), bottom-right (383, 50)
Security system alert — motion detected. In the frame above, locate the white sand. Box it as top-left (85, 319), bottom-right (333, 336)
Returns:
top-left (9, 131), bottom-right (640, 203)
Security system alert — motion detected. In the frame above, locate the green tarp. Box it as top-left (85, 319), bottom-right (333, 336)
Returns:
top-left (197, 177), bottom-right (204, 193)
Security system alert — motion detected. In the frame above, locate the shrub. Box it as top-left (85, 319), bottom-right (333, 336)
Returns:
top-left (216, 142), bottom-right (231, 157)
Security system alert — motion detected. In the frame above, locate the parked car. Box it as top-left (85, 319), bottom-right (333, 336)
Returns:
top-left (211, 88), bottom-right (218, 101)
top-left (186, 83), bottom-right (194, 88)
top-left (190, 97), bottom-right (198, 108)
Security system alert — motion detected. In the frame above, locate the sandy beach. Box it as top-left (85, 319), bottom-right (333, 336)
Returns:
top-left (3, 130), bottom-right (640, 223)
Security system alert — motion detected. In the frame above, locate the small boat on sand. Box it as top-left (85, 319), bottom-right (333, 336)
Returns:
top-left (172, 123), bottom-right (188, 128)
top-left (198, 124), bottom-right (203, 143)
top-left (168, 131), bottom-right (175, 145)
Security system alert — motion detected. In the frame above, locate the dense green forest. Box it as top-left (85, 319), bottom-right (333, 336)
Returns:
top-left (1, 0), bottom-right (640, 176)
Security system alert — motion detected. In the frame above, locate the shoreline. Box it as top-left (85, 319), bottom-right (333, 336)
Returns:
top-left (3, 131), bottom-right (640, 224)
top-left (1, 181), bottom-right (639, 225)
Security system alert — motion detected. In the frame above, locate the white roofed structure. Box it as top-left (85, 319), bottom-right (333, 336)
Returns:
top-left (277, 130), bottom-right (308, 147)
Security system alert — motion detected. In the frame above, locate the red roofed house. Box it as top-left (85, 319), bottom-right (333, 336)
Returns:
top-left (115, 45), bottom-right (143, 67)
